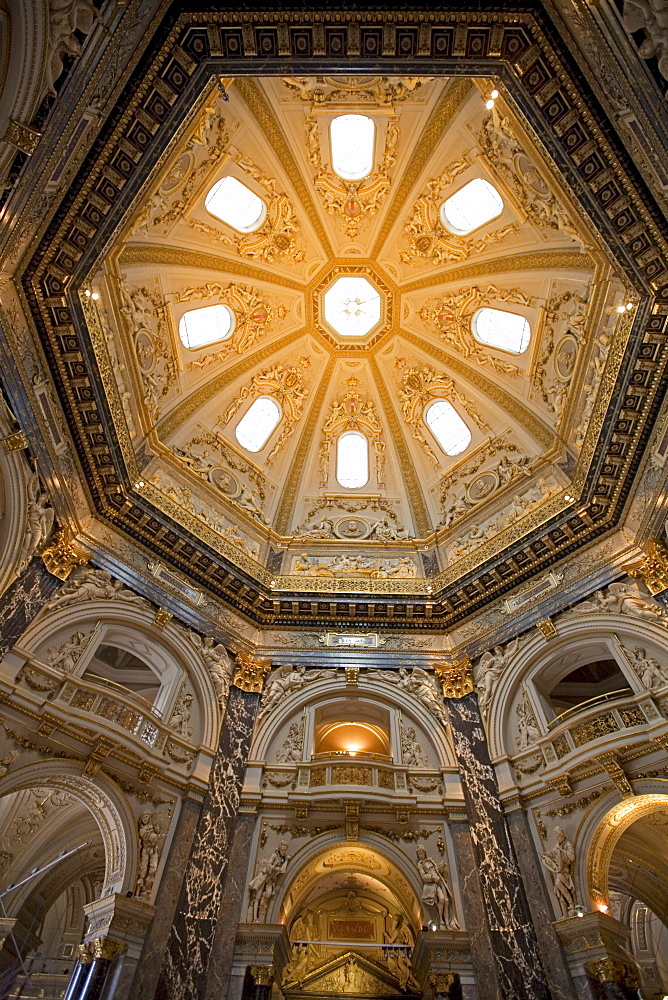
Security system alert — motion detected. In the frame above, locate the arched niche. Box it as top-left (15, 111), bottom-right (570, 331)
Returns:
top-left (0, 761), bottom-right (138, 896)
top-left (488, 612), bottom-right (667, 760)
top-left (16, 605), bottom-right (221, 750)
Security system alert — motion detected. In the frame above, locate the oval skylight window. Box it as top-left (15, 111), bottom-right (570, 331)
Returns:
top-left (235, 396), bottom-right (281, 453)
top-left (336, 431), bottom-right (369, 488)
top-left (330, 115), bottom-right (375, 181)
top-left (440, 178), bottom-right (504, 235)
top-left (205, 176), bottom-right (266, 232)
top-left (472, 307), bottom-right (531, 354)
top-left (178, 304), bottom-right (235, 350)
top-left (425, 400), bottom-right (472, 456)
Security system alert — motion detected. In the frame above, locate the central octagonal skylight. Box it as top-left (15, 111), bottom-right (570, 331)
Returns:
top-left (323, 276), bottom-right (382, 338)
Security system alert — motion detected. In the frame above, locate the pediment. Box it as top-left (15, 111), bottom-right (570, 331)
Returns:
top-left (285, 950), bottom-right (410, 997)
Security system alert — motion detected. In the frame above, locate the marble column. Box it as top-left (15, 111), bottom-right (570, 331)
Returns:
top-left (131, 796), bottom-right (202, 1000)
top-left (447, 819), bottom-right (501, 1000)
top-left (505, 807), bottom-right (576, 1000)
top-left (443, 679), bottom-right (553, 1000)
top-left (0, 557), bottom-right (61, 660)
top-left (202, 812), bottom-right (257, 1000)
top-left (158, 653), bottom-right (271, 1000)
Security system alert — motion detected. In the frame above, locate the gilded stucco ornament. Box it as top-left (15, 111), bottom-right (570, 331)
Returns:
top-left (586, 957), bottom-right (640, 989)
top-left (40, 529), bottom-right (88, 581)
top-left (434, 658), bottom-right (474, 699)
top-left (233, 652), bottom-right (272, 693)
top-left (626, 537), bottom-right (668, 595)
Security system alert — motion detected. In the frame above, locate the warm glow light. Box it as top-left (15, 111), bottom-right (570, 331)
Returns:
top-left (598, 903), bottom-right (609, 913)
top-left (486, 98), bottom-right (495, 109)
top-left (491, 89), bottom-right (499, 99)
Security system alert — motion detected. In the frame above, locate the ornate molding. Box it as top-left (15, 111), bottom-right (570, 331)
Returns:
top-left (233, 653), bottom-right (272, 693)
top-left (626, 537), bottom-right (668, 595)
top-left (434, 658), bottom-right (474, 700)
top-left (40, 530), bottom-right (88, 581)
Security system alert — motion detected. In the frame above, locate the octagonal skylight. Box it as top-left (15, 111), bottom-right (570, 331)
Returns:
top-left (324, 276), bottom-right (382, 338)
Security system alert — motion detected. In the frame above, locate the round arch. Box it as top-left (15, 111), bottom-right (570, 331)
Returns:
top-left (586, 793), bottom-right (668, 911)
top-left (270, 832), bottom-right (425, 930)
top-left (0, 761), bottom-right (138, 896)
top-left (18, 603), bottom-right (222, 750)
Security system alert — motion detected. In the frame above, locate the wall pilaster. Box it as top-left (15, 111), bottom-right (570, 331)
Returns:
top-left (440, 664), bottom-right (553, 1000)
top-left (157, 652), bottom-right (271, 1000)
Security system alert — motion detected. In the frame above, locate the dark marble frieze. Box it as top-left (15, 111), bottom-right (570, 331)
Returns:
top-left (17, 8), bottom-right (668, 630)
top-left (159, 684), bottom-right (260, 1000)
top-left (447, 694), bottom-right (552, 1000)
top-left (0, 558), bottom-right (62, 662)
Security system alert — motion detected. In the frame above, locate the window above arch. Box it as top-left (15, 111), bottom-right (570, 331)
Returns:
top-left (84, 644), bottom-right (161, 705)
top-left (178, 304), bottom-right (235, 350)
top-left (235, 396), bottom-right (281, 453)
top-left (425, 400), bottom-right (471, 456)
top-left (205, 176), bottom-right (266, 232)
top-left (336, 431), bottom-right (369, 488)
top-left (472, 307), bottom-right (531, 354)
top-left (330, 114), bottom-right (375, 181)
top-left (440, 178), bottom-right (504, 235)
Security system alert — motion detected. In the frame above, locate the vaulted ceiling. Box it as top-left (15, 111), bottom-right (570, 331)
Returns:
top-left (19, 10), bottom-right (668, 630)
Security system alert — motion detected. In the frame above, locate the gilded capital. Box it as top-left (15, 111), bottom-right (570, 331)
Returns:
top-left (41, 529), bottom-right (88, 581)
top-left (586, 957), bottom-right (639, 989)
top-left (626, 537), bottom-right (668, 595)
top-left (434, 658), bottom-right (474, 699)
top-left (233, 651), bottom-right (272, 693)
top-left (250, 965), bottom-right (274, 986)
top-left (78, 938), bottom-right (126, 963)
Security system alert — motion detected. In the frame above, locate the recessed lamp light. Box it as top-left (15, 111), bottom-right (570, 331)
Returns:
top-left (626, 302), bottom-right (634, 310)
top-left (91, 292), bottom-right (100, 301)
top-left (485, 99), bottom-right (495, 109)
top-left (616, 305), bottom-right (626, 314)
top-left (491, 89), bottom-right (499, 99)
top-left (84, 289), bottom-right (91, 297)
top-left (598, 903), bottom-right (609, 913)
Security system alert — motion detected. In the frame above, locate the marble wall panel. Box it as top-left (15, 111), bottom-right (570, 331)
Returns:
top-left (132, 797), bottom-right (201, 1000)
top-left (202, 812), bottom-right (257, 1000)
top-left (448, 818), bottom-right (501, 1000)
top-left (506, 808), bottom-right (576, 1000)
top-left (158, 686), bottom-right (260, 1000)
top-left (447, 694), bottom-right (552, 1000)
top-left (0, 557), bottom-right (60, 660)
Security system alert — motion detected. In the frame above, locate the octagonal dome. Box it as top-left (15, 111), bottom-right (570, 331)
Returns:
top-left (323, 275), bottom-right (382, 338)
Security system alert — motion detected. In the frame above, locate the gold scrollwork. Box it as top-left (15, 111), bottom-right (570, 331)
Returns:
top-left (434, 658), bottom-right (474, 700)
top-left (233, 652), bottom-right (272, 693)
top-left (40, 529), bottom-right (89, 581)
top-left (585, 958), bottom-right (640, 988)
top-left (626, 537), bottom-right (668, 595)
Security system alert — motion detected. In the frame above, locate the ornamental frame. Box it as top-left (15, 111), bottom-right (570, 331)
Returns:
top-left (17, 6), bottom-right (668, 630)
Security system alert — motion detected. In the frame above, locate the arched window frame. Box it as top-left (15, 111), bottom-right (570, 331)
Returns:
top-left (336, 431), bottom-right (370, 489)
top-left (235, 395), bottom-right (282, 453)
top-left (471, 306), bottom-right (531, 355)
top-left (204, 175), bottom-right (267, 233)
top-left (440, 177), bottom-right (504, 236)
top-left (177, 303), bottom-right (235, 351)
top-left (329, 114), bottom-right (376, 181)
top-left (424, 399), bottom-right (472, 457)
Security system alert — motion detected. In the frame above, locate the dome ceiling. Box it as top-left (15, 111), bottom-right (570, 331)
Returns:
top-left (95, 75), bottom-right (622, 592)
top-left (21, 9), bottom-right (668, 630)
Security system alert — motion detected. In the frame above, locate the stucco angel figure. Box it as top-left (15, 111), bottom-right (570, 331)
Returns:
top-left (541, 826), bottom-right (575, 916)
top-left (628, 646), bottom-right (668, 691)
top-left (190, 634), bottom-right (231, 707)
top-left (259, 664), bottom-right (307, 718)
top-left (397, 668), bottom-right (448, 726)
top-left (415, 846), bottom-right (459, 929)
top-left (45, 631), bottom-right (88, 673)
top-left (45, 568), bottom-right (145, 610)
top-left (248, 841), bottom-right (290, 922)
top-left (578, 583), bottom-right (664, 622)
top-left (475, 638), bottom-right (520, 720)
top-left (16, 472), bottom-right (54, 575)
